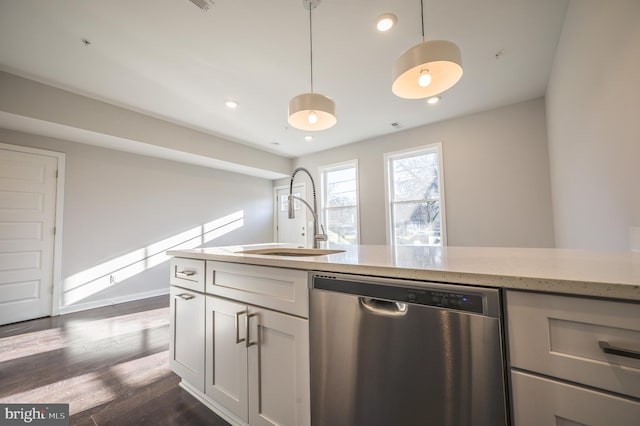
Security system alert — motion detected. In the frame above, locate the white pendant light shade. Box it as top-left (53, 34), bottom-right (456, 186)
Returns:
top-left (289, 0), bottom-right (335, 133)
top-left (392, 39), bottom-right (463, 99)
top-left (288, 92), bottom-right (336, 131)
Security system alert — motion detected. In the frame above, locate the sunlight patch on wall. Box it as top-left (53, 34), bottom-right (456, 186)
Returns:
top-left (62, 210), bottom-right (244, 306)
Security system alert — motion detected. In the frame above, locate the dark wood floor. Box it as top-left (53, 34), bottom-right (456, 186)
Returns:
top-left (0, 296), bottom-right (229, 426)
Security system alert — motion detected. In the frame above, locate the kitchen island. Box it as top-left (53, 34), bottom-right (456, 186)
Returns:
top-left (167, 244), bottom-right (640, 426)
top-left (169, 243), bottom-right (640, 300)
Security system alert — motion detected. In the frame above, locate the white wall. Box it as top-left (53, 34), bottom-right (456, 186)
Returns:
top-left (285, 98), bottom-right (555, 248)
top-left (0, 128), bottom-right (274, 312)
top-left (546, 0), bottom-right (640, 250)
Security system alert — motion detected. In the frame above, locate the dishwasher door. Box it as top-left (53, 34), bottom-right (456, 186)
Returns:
top-left (310, 273), bottom-right (507, 426)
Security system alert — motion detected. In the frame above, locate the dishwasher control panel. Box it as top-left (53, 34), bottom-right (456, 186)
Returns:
top-left (407, 288), bottom-right (484, 313)
top-left (314, 274), bottom-right (486, 315)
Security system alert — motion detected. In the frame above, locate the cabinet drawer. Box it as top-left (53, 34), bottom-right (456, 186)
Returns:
top-left (511, 370), bottom-right (640, 426)
top-left (169, 286), bottom-right (205, 392)
top-left (206, 261), bottom-right (309, 318)
top-left (506, 291), bottom-right (640, 398)
top-left (170, 257), bottom-right (205, 292)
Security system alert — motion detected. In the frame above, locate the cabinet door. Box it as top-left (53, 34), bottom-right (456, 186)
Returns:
top-left (205, 295), bottom-right (249, 422)
top-left (511, 370), bottom-right (640, 426)
top-left (248, 308), bottom-right (310, 426)
top-left (169, 286), bottom-right (205, 392)
top-left (507, 291), bottom-right (640, 398)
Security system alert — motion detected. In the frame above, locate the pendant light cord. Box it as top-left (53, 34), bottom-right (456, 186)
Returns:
top-left (420, 0), bottom-right (425, 41)
top-left (309, 5), bottom-right (314, 93)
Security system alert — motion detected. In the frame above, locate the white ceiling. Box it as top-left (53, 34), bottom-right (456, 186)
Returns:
top-left (0, 0), bottom-right (568, 159)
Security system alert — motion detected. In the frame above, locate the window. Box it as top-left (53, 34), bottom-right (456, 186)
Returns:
top-left (280, 191), bottom-right (301, 213)
top-left (320, 160), bottom-right (359, 245)
top-left (385, 144), bottom-right (445, 246)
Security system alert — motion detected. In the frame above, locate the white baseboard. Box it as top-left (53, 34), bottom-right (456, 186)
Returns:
top-left (58, 287), bottom-right (169, 315)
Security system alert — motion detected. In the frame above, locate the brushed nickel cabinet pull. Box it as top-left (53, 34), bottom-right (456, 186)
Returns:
top-left (176, 270), bottom-right (196, 279)
top-left (235, 311), bottom-right (247, 344)
top-left (176, 293), bottom-right (195, 300)
top-left (246, 313), bottom-right (259, 348)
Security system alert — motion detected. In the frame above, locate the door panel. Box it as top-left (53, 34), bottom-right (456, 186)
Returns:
top-left (0, 147), bottom-right (58, 325)
top-left (169, 286), bottom-right (205, 391)
top-left (248, 308), bottom-right (310, 426)
top-left (205, 295), bottom-right (249, 422)
top-left (511, 370), bottom-right (640, 426)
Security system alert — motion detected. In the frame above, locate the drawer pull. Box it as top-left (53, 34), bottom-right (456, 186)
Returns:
top-left (176, 270), bottom-right (196, 279)
top-left (599, 340), bottom-right (640, 360)
top-left (246, 313), bottom-right (259, 348)
top-left (176, 293), bottom-right (195, 301)
top-left (235, 311), bottom-right (247, 344)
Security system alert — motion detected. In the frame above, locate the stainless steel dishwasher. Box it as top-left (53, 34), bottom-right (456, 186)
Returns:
top-left (310, 272), bottom-right (508, 426)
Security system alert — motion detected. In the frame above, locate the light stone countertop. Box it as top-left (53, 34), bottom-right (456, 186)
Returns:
top-left (167, 244), bottom-right (640, 301)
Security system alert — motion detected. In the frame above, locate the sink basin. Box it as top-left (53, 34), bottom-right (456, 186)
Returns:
top-left (236, 248), bottom-right (345, 257)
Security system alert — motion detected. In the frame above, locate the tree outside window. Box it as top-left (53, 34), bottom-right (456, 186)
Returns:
top-left (386, 144), bottom-right (445, 246)
top-left (320, 161), bottom-right (359, 245)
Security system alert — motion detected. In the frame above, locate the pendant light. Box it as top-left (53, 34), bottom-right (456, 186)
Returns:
top-left (288, 0), bottom-right (336, 131)
top-left (392, 0), bottom-right (463, 99)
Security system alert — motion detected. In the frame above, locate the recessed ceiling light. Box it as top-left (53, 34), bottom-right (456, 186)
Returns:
top-left (225, 100), bottom-right (238, 109)
top-left (304, 135), bottom-right (313, 141)
top-left (426, 96), bottom-right (441, 105)
top-left (376, 13), bottom-right (397, 32)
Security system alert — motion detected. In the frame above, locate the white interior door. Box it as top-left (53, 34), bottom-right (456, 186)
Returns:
top-left (275, 185), bottom-right (307, 246)
top-left (0, 145), bottom-right (60, 325)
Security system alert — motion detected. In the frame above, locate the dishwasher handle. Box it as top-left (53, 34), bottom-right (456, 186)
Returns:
top-left (359, 297), bottom-right (408, 317)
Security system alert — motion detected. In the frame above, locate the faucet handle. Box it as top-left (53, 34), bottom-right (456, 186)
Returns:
top-left (316, 225), bottom-right (328, 241)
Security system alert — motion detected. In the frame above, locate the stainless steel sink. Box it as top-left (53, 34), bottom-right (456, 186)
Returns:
top-left (235, 248), bottom-right (345, 257)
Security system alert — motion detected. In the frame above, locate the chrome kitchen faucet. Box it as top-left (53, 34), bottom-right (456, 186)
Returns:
top-left (288, 167), bottom-right (327, 248)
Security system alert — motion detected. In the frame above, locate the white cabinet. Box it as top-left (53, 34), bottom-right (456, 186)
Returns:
top-left (169, 285), bottom-right (205, 392)
top-left (205, 295), bottom-right (310, 426)
top-left (170, 257), bottom-right (205, 292)
top-left (506, 291), bottom-right (640, 425)
top-left (205, 296), bottom-right (248, 421)
top-left (206, 261), bottom-right (309, 317)
top-left (169, 258), bottom-right (310, 426)
top-left (247, 304), bottom-right (309, 426)
top-left (511, 370), bottom-right (640, 426)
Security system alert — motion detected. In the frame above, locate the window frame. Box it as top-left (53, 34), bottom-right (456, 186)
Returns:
top-left (319, 159), bottom-right (361, 245)
top-left (384, 143), bottom-right (447, 246)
